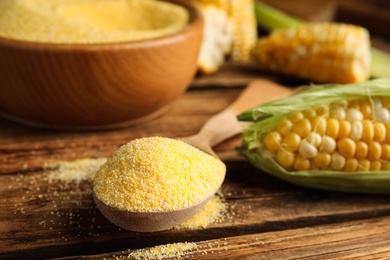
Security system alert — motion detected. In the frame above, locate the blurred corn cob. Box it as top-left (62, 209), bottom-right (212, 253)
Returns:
top-left (193, 0), bottom-right (257, 74)
top-left (229, 0), bottom-right (258, 61)
top-left (238, 78), bottom-right (390, 194)
top-left (194, 3), bottom-right (233, 74)
top-left (254, 1), bottom-right (390, 80)
top-left (252, 22), bottom-right (371, 84)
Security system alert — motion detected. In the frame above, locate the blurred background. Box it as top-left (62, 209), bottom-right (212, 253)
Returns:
top-left (192, 0), bottom-right (390, 87)
top-left (262, 0), bottom-right (389, 38)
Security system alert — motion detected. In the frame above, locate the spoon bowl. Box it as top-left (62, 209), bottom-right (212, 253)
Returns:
top-left (93, 192), bottom-right (212, 232)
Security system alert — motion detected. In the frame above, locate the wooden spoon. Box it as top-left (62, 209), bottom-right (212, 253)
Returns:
top-left (94, 79), bottom-right (292, 232)
top-left (94, 190), bottom-right (213, 232)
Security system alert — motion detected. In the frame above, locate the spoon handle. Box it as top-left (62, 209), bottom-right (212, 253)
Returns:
top-left (181, 79), bottom-right (292, 157)
top-left (229, 79), bottom-right (291, 113)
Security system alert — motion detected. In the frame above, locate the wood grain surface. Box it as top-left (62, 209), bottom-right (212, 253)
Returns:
top-left (2, 85), bottom-right (390, 259)
top-left (1, 1), bottom-right (390, 259)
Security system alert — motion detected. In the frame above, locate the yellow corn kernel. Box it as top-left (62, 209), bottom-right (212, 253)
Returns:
top-left (335, 100), bottom-right (348, 108)
top-left (359, 98), bottom-right (372, 119)
top-left (370, 161), bottom-right (382, 171)
top-left (350, 121), bottom-right (363, 141)
top-left (315, 105), bottom-right (329, 117)
top-left (302, 109), bottom-right (316, 119)
top-left (374, 107), bottom-right (390, 123)
top-left (292, 118), bottom-right (311, 138)
top-left (311, 117), bottom-right (327, 135)
top-left (337, 138), bottom-right (356, 158)
top-left (346, 108), bottom-right (364, 122)
top-left (382, 97), bottom-right (390, 110)
top-left (330, 152), bottom-right (346, 171)
top-left (276, 118), bottom-right (293, 136)
top-left (313, 153), bottom-right (331, 168)
top-left (306, 132), bottom-right (322, 147)
top-left (276, 149), bottom-right (295, 168)
top-left (385, 123), bottom-right (390, 142)
top-left (368, 141), bottom-right (382, 160)
top-left (330, 106), bottom-right (346, 120)
top-left (326, 118), bottom-right (339, 140)
top-left (298, 139), bottom-right (318, 159)
top-left (371, 97), bottom-right (382, 109)
top-left (348, 100), bottom-right (360, 110)
top-left (338, 120), bottom-right (351, 139)
top-left (381, 144), bottom-right (390, 160)
top-left (344, 158), bottom-right (358, 172)
top-left (362, 120), bottom-right (374, 143)
top-left (289, 112), bottom-right (304, 123)
top-left (281, 132), bottom-right (301, 152)
top-left (293, 156), bottom-right (311, 171)
top-left (320, 135), bottom-right (337, 153)
top-left (263, 131), bottom-right (282, 152)
top-left (251, 22), bottom-right (371, 84)
top-left (373, 122), bottom-right (386, 142)
top-left (355, 141), bottom-right (368, 159)
top-left (358, 159), bottom-right (370, 171)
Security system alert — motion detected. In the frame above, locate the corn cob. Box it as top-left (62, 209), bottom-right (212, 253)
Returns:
top-left (193, 0), bottom-right (229, 9)
top-left (238, 78), bottom-right (390, 194)
top-left (193, 0), bottom-right (257, 74)
top-left (229, 0), bottom-right (258, 61)
top-left (252, 22), bottom-right (371, 84)
top-left (254, 1), bottom-right (390, 79)
top-left (194, 3), bottom-right (233, 74)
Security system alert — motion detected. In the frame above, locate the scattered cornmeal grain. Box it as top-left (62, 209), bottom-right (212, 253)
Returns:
top-left (127, 242), bottom-right (198, 260)
top-left (0, 0), bottom-right (189, 44)
top-left (93, 137), bottom-right (226, 212)
top-left (175, 195), bottom-right (226, 230)
top-left (41, 148), bottom-right (227, 235)
top-left (46, 158), bottom-right (107, 183)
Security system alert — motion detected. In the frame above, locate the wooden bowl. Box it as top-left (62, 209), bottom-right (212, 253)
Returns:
top-left (0, 0), bottom-right (203, 130)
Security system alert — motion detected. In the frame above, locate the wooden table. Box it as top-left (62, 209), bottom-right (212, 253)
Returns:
top-left (2, 3), bottom-right (390, 258)
top-left (2, 64), bottom-right (390, 259)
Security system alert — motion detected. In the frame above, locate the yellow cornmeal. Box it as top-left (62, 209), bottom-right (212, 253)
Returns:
top-left (126, 242), bottom-right (197, 260)
top-left (176, 195), bottom-right (226, 229)
top-left (93, 137), bottom-right (226, 212)
top-left (0, 0), bottom-right (189, 44)
top-left (45, 158), bottom-right (107, 183)
top-left (45, 157), bottom-right (227, 229)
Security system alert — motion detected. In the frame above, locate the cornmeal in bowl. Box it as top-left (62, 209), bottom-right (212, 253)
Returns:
top-left (0, 0), bottom-right (189, 43)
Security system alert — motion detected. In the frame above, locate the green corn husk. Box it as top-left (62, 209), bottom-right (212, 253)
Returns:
top-left (238, 78), bottom-right (390, 194)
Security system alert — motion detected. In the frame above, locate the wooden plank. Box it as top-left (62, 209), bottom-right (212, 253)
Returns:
top-left (58, 216), bottom-right (390, 259)
top-left (1, 155), bottom-right (390, 258)
top-left (0, 89), bottom-right (240, 173)
top-left (2, 88), bottom-right (390, 259)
